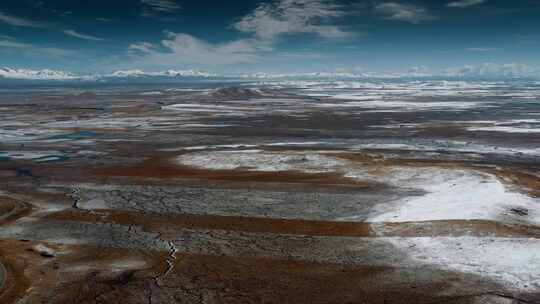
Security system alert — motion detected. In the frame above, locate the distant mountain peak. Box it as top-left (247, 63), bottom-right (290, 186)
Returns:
top-left (0, 67), bottom-right (80, 80)
top-left (1, 64), bottom-right (538, 82)
top-left (108, 69), bottom-right (217, 78)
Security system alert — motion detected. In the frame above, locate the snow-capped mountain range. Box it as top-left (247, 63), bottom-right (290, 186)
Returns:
top-left (0, 67), bottom-right (218, 81)
top-left (239, 71), bottom-right (433, 79)
top-left (0, 63), bottom-right (538, 82)
top-left (108, 69), bottom-right (217, 78)
top-left (240, 64), bottom-right (538, 80)
top-left (0, 67), bottom-right (81, 80)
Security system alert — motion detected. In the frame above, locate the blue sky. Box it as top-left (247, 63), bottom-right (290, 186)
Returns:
top-left (0, 0), bottom-right (539, 74)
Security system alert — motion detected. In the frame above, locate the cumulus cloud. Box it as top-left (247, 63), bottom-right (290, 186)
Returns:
top-left (374, 2), bottom-right (435, 24)
top-left (127, 0), bottom-right (355, 67)
top-left (63, 30), bottom-right (105, 41)
top-left (447, 0), bottom-right (485, 8)
top-left (0, 10), bottom-right (47, 28)
top-left (141, 0), bottom-right (181, 17)
top-left (233, 0), bottom-right (350, 39)
top-left (129, 32), bottom-right (271, 65)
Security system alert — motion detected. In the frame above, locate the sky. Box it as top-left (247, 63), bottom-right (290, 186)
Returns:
top-left (0, 0), bottom-right (539, 75)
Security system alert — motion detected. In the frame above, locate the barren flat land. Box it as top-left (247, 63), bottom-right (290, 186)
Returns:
top-left (1, 80), bottom-right (540, 303)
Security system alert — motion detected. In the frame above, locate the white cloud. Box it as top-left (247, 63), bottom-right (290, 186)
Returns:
top-left (0, 40), bottom-right (30, 49)
top-left (466, 47), bottom-right (496, 52)
top-left (374, 2), bottom-right (435, 24)
top-left (63, 30), bottom-right (105, 42)
top-left (233, 0), bottom-right (350, 39)
top-left (127, 0), bottom-right (355, 68)
top-left (141, 0), bottom-right (181, 17)
top-left (447, 0), bottom-right (486, 8)
top-left (129, 42), bottom-right (155, 53)
top-left (0, 10), bottom-right (47, 28)
top-left (0, 38), bottom-right (76, 57)
top-left (129, 32), bottom-right (270, 65)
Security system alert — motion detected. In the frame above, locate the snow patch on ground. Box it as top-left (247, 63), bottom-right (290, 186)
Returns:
top-left (465, 119), bottom-right (540, 134)
top-left (387, 237), bottom-right (540, 291)
top-left (468, 126), bottom-right (540, 133)
top-left (78, 199), bottom-right (108, 210)
top-left (0, 128), bottom-right (68, 143)
top-left (177, 151), bottom-right (345, 173)
top-left (169, 141), bottom-right (326, 152)
top-left (178, 150), bottom-right (540, 226)
top-left (139, 91), bottom-right (163, 95)
top-left (357, 167), bottom-right (539, 224)
top-left (320, 98), bottom-right (485, 110)
top-left (351, 141), bottom-right (540, 157)
top-left (0, 151), bottom-right (66, 162)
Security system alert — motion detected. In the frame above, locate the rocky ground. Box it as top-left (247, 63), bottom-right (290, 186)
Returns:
top-left (0, 82), bottom-right (540, 303)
